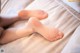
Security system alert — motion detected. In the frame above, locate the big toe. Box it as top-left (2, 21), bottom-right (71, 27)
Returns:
top-left (49, 31), bottom-right (64, 41)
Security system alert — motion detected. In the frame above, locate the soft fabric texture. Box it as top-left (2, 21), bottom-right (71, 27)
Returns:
top-left (1, 0), bottom-right (34, 17)
top-left (62, 25), bottom-right (80, 53)
top-left (62, 0), bottom-right (80, 13)
top-left (0, 0), bottom-right (80, 53)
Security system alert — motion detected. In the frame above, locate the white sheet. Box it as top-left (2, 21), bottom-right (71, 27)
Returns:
top-left (62, 25), bottom-right (80, 53)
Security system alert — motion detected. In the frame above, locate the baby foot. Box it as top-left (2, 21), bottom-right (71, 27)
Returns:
top-left (18, 10), bottom-right (48, 20)
top-left (28, 17), bottom-right (64, 41)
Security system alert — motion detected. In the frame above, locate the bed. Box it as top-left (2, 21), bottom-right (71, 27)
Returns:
top-left (0, 0), bottom-right (80, 53)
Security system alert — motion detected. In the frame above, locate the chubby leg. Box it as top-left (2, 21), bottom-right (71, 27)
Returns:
top-left (0, 20), bottom-right (34, 44)
top-left (0, 10), bottom-right (48, 27)
top-left (18, 10), bottom-right (48, 20)
top-left (28, 17), bottom-right (64, 41)
top-left (0, 10), bottom-right (48, 44)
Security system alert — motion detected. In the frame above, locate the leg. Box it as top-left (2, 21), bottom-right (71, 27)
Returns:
top-left (18, 10), bottom-right (48, 20)
top-left (0, 21), bottom-right (33, 44)
top-left (0, 10), bottom-right (48, 44)
top-left (28, 17), bottom-right (64, 41)
top-left (0, 10), bottom-right (48, 27)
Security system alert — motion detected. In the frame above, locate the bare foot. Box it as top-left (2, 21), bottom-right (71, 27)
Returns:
top-left (18, 10), bottom-right (48, 20)
top-left (28, 17), bottom-right (64, 41)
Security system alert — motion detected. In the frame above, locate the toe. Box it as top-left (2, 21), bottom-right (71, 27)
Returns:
top-left (47, 30), bottom-right (64, 41)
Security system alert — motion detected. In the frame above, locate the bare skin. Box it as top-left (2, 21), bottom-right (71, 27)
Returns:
top-left (0, 10), bottom-right (64, 44)
top-left (0, 10), bottom-right (48, 27)
top-left (27, 17), bottom-right (64, 41)
top-left (18, 10), bottom-right (48, 20)
top-left (0, 10), bottom-right (48, 44)
top-left (0, 21), bottom-right (34, 44)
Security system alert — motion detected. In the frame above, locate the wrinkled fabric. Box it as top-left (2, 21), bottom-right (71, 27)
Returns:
top-left (62, 25), bottom-right (80, 53)
top-left (0, 0), bottom-right (80, 53)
